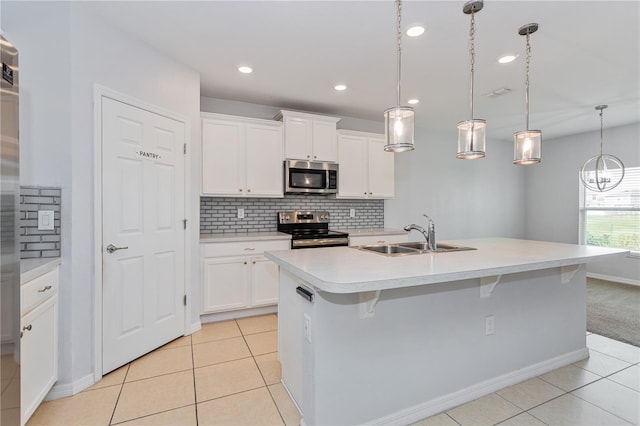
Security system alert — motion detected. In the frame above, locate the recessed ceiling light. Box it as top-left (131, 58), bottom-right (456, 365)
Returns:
top-left (238, 66), bottom-right (253, 74)
top-left (406, 25), bottom-right (425, 37)
top-left (407, 99), bottom-right (420, 105)
top-left (334, 84), bottom-right (347, 91)
top-left (498, 54), bottom-right (517, 64)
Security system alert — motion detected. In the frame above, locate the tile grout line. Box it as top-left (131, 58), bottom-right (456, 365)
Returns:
top-left (238, 319), bottom-right (287, 425)
top-left (190, 335), bottom-right (200, 426)
top-left (110, 404), bottom-right (196, 426)
top-left (108, 363), bottom-right (130, 426)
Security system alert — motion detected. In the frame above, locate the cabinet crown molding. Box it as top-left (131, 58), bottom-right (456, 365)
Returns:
top-left (274, 109), bottom-right (341, 123)
top-left (201, 112), bottom-right (282, 127)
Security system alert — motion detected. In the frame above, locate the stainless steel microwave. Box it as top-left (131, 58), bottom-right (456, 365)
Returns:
top-left (284, 160), bottom-right (338, 195)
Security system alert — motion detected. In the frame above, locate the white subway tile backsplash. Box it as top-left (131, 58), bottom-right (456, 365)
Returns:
top-left (20, 186), bottom-right (62, 259)
top-left (200, 195), bottom-right (384, 233)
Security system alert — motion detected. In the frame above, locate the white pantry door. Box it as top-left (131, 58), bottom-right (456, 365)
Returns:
top-left (101, 97), bottom-right (186, 374)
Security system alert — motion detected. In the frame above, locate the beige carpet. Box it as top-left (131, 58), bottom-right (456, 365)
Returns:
top-left (587, 277), bottom-right (640, 347)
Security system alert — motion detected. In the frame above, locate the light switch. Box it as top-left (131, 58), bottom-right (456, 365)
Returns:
top-left (38, 210), bottom-right (55, 230)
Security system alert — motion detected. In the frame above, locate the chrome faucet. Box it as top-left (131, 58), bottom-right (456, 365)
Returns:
top-left (403, 214), bottom-right (437, 251)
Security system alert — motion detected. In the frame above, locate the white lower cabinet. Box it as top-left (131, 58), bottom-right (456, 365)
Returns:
top-left (21, 266), bottom-right (59, 425)
top-left (201, 238), bottom-right (289, 314)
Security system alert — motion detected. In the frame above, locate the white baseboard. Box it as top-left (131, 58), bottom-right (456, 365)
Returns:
top-left (365, 348), bottom-right (589, 426)
top-left (587, 272), bottom-right (640, 287)
top-left (190, 320), bottom-right (202, 334)
top-left (200, 305), bottom-right (277, 324)
top-left (45, 373), bottom-right (95, 400)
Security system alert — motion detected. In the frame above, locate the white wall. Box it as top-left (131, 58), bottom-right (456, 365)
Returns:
top-left (3, 1), bottom-right (201, 390)
top-left (385, 127), bottom-right (527, 241)
top-left (525, 122), bottom-right (640, 283)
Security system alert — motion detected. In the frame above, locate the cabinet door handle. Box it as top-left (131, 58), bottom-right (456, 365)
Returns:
top-left (247, 189), bottom-right (251, 193)
top-left (306, 155), bottom-right (310, 159)
top-left (313, 155), bottom-right (317, 159)
top-left (252, 261), bottom-right (256, 264)
top-left (239, 188), bottom-right (243, 192)
top-left (38, 285), bottom-right (52, 293)
top-left (244, 248), bottom-right (255, 251)
top-left (369, 192), bottom-right (373, 195)
top-left (22, 324), bottom-right (32, 332)
top-left (244, 261), bottom-right (247, 265)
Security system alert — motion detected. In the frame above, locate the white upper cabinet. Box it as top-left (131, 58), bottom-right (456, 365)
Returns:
top-left (337, 130), bottom-right (395, 199)
top-left (202, 113), bottom-right (283, 197)
top-left (275, 110), bottom-right (340, 163)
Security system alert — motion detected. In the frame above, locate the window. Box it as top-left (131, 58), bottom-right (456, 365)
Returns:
top-left (579, 166), bottom-right (640, 254)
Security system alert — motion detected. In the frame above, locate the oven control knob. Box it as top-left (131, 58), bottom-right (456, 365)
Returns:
top-left (285, 215), bottom-right (291, 220)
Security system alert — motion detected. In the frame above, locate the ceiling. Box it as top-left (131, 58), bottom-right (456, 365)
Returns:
top-left (83, 1), bottom-right (639, 142)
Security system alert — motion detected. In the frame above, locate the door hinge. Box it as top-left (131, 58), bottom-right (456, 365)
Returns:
top-left (183, 143), bottom-right (187, 155)
top-left (183, 294), bottom-right (187, 306)
top-left (183, 219), bottom-right (187, 230)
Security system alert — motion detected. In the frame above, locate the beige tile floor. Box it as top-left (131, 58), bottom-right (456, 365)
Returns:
top-left (27, 317), bottom-right (639, 426)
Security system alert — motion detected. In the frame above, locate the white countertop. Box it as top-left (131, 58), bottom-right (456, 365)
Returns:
top-left (265, 238), bottom-right (628, 293)
top-left (21, 257), bottom-right (62, 284)
top-left (200, 231), bottom-right (291, 243)
top-left (337, 228), bottom-right (407, 237)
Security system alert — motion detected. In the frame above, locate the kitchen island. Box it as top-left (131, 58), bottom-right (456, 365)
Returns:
top-left (265, 238), bottom-right (628, 425)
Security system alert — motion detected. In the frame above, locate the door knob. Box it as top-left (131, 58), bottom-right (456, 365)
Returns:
top-left (106, 244), bottom-right (129, 254)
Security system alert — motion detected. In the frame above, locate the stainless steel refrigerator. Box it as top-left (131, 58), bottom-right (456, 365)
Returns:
top-left (1, 34), bottom-right (20, 425)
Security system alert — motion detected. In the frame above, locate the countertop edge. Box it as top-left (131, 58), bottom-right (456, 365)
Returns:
top-left (21, 257), bottom-right (62, 284)
top-left (200, 232), bottom-right (291, 243)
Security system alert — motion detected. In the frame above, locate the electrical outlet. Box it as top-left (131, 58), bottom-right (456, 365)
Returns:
top-left (237, 208), bottom-right (245, 219)
top-left (349, 208), bottom-right (356, 218)
top-left (485, 315), bottom-right (495, 335)
top-left (304, 314), bottom-right (312, 343)
top-left (37, 210), bottom-right (55, 230)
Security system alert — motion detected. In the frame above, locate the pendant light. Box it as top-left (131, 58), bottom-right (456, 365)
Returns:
top-left (580, 105), bottom-right (625, 192)
top-left (457, 0), bottom-right (486, 160)
top-left (384, 0), bottom-right (415, 152)
top-left (513, 23), bottom-right (541, 165)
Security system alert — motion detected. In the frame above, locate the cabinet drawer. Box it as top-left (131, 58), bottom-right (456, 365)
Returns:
top-left (21, 269), bottom-right (59, 315)
top-left (202, 240), bottom-right (290, 258)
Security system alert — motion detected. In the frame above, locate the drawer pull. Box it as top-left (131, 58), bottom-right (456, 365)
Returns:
top-left (22, 324), bottom-right (32, 332)
top-left (38, 285), bottom-right (53, 293)
top-left (244, 248), bottom-right (256, 251)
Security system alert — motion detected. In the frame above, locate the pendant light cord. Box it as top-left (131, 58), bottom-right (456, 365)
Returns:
top-left (469, 10), bottom-right (476, 120)
top-left (396, 0), bottom-right (402, 107)
top-left (525, 32), bottom-right (531, 131)
top-left (599, 108), bottom-right (604, 155)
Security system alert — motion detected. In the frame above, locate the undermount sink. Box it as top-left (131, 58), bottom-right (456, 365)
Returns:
top-left (357, 244), bottom-right (418, 255)
top-left (355, 242), bottom-right (476, 257)
top-left (398, 242), bottom-right (477, 253)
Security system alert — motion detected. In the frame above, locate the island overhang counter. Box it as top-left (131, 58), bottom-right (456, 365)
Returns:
top-left (264, 238), bottom-right (628, 425)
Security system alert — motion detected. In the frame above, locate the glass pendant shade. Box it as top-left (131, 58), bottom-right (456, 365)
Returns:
top-left (580, 154), bottom-right (625, 192)
top-left (513, 130), bottom-right (541, 164)
top-left (384, 106), bottom-right (415, 152)
top-left (457, 119), bottom-right (486, 159)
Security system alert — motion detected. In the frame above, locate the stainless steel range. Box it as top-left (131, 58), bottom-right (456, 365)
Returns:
top-left (277, 211), bottom-right (349, 249)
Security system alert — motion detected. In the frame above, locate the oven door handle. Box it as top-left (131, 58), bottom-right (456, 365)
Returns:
top-left (292, 238), bottom-right (349, 248)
